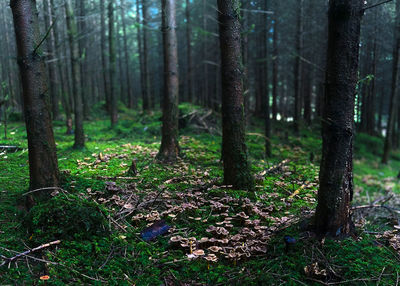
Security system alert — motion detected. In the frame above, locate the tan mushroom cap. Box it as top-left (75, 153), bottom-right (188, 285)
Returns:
top-left (208, 246), bottom-right (222, 253)
top-left (193, 249), bottom-right (205, 256)
top-left (204, 253), bottom-right (218, 262)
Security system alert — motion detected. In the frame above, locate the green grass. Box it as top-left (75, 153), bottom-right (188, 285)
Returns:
top-left (0, 105), bottom-right (400, 285)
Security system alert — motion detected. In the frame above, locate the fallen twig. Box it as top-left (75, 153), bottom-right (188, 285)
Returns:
top-left (0, 240), bottom-right (61, 267)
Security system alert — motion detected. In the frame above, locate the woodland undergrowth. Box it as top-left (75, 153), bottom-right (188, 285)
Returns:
top-left (0, 104), bottom-right (400, 285)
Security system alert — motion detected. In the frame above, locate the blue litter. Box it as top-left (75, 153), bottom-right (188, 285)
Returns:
top-left (140, 220), bottom-right (171, 241)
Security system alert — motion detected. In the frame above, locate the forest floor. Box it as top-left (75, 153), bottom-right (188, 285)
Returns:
top-left (1, 103), bottom-right (400, 285)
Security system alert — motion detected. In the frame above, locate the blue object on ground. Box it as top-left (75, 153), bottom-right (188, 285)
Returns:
top-left (140, 220), bottom-right (171, 241)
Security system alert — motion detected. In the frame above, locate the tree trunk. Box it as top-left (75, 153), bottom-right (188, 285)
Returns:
top-left (293, 0), bottom-right (303, 134)
top-left (43, 0), bottom-right (60, 120)
top-left (218, 0), bottom-right (254, 191)
top-left (262, 0), bottom-right (271, 157)
top-left (121, 0), bottom-right (135, 108)
top-left (108, 0), bottom-right (118, 126)
top-left (142, 0), bottom-right (151, 111)
top-left (158, 0), bottom-right (180, 162)
top-left (382, 0), bottom-right (400, 164)
top-left (65, 0), bottom-right (85, 148)
top-left (185, 0), bottom-right (194, 103)
top-left (315, 0), bottom-right (363, 236)
top-left (10, 0), bottom-right (59, 204)
top-left (78, 0), bottom-right (90, 119)
top-left (272, 6), bottom-right (279, 122)
top-left (100, 0), bottom-right (110, 110)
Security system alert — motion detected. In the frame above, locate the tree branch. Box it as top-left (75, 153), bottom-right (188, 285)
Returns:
top-left (363, 0), bottom-right (394, 11)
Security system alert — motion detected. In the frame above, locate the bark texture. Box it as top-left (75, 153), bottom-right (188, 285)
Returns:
top-left (10, 0), bottom-right (59, 201)
top-left (218, 0), bottom-right (254, 191)
top-left (65, 0), bottom-right (85, 148)
top-left (158, 0), bottom-right (180, 162)
top-left (315, 0), bottom-right (363, 236)
top-left (382, 0), bottom-right (400, 164)
top-left (108, 0), bottom-right (118, 126)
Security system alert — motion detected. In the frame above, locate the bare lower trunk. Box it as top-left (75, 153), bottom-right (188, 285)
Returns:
top-left (185, 0), bottom-right (194, 103)
top-left (158, 0), bottom-right (179, 162)
top-left (65, 0), bottom-right (85, 148)
top-left (315, 0), bottom-right (363, 236)
top-left (218, 0), bottom-right (254, 191)
top-left (10, 0), bottom-right (59, 204)
top-left (383, 0), bottom-right (400, 163)
top-left (108, 0), bottom-right (118, 126)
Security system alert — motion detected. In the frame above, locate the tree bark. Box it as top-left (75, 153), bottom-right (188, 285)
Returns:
top-left (65, 0), bottom-right (85, 148)
top-left (315, 0), bottom-right (363, 236)
top-left (293, 0), bottom-right (303, 134)
top-left (10, 0), bottom-right (59, 203)
top-left (100, 0), bottom-right (110, 110)
top-left (185, 0), bottom-right (194, 103)
top-left (121, 0), bottom-right (135, 108)
top-left (108, 0), bottom-right (118, 126)
top-left (272, 5), bottom-right (279, 122)
top-left (142, 0), bottom-right (151, 111)
top-left (43, 0), bottom-right (60, 120)
top-left (218, 0), bottom-right (254, 191)
top-left (158, 0), bottom-right (180, 162)
top-left (382, 0), bottom-right (400, 164)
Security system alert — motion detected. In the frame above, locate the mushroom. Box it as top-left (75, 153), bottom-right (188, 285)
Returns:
top-left (169, 236), bottom-right (182, 245)
top-left (193, 249), bottom-right (205, 256)
top-left (208, 246), bottom-right (222, 253)
top-left (199, 237), bottom-right (209, 245)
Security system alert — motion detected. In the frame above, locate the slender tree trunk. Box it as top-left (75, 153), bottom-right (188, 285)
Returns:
top-left (293, 0), bottom-right (303, 134)
top-left (202, 0), bottom-right (209, 107)
top-left (43, 0), bottom-right (60, 120)
top-left (108, 0), bottom-right (118, 126)
top-left (100, 0), bottom-right (110, 110)
top-left (383, 0), bottom-right (400, 164)
top-left (10, 0), bottom-right (59, 205)
top-left (51, 0), bottom-right (72, 134)
top-left (121, 0), bottom-right (135, 108)
top-left (315, 0), bottom-right (363, 236)
top-left (158, 0), bottom-right (180, 162)
top-left (136, 0), bottom-right (145, 108)
top-left (78, 0), bottom-right (90, 119)
top-left (65, 0), bottom-right (85, 148)
top-left (262, 0), bottom-right (271, 157)
top-left (142, 0), bottom-right (151, 111)
top-left (218, 0), bottom-right (254, 191)
top-left (185, 0), bottom-right (194, 103)
top-left (272, 7), bottom-right (279, 122)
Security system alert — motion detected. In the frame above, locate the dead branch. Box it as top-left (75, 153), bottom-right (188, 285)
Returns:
top-left (0, 240), bottom-right (61, 267)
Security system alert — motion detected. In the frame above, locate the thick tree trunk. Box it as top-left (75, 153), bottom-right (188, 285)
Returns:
top-left (108, 0), bottom-right (118, 126)
top-left (158, 0), bottom-right (180, 162)
top-left (218, 0), bottom-right (254, 191)
top-left (185, 0), bottom-right (194, 103)
top-left (382, 0), bottom-right (400, 164)
top-left (10, 0), bottom-right (59, 203)
top-left (65, 0), bottom-right (85, 148)
top-left (315, 0), bottom-right (363, 236)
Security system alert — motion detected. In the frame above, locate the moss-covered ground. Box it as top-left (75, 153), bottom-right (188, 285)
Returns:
top-left (1, 103), bottom-right (400, 285)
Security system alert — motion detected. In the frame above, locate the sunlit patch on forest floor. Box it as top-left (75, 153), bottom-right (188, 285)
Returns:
top-left (1, 104), bottom-right (400, 285)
